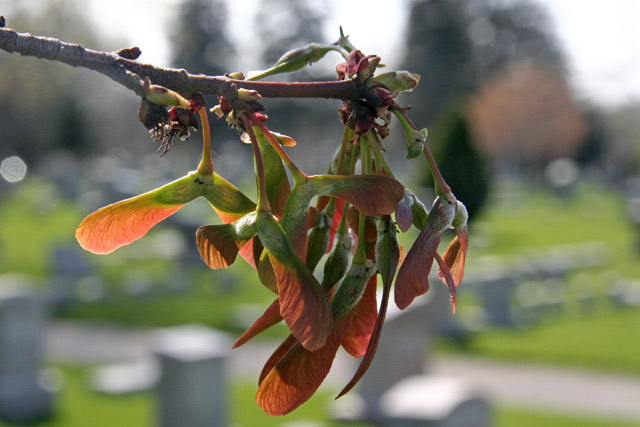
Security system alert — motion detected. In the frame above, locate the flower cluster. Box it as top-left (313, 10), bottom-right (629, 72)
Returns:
top-left (75, 37), bottom-right (468, 417)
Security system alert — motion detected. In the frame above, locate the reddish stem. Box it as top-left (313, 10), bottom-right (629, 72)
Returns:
top-left (247, 113), bottom-right (308, 185)
top-left (196, 108), bottom-right (214, 175)
top-left (241, 114), bottom-right (272, 213)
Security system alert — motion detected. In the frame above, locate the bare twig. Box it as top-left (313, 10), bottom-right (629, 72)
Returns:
top-left (0, 26), bottom-right (359, 100)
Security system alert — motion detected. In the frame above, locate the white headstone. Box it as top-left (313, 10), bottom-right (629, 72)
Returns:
top-left (381, 375), bottom-right (491, 427)
top-left (0, 281), bottom-right (56, 423)
top-left (153, 325), bottom-right (231, 427)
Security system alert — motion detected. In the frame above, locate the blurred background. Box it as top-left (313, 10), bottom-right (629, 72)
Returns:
top-left (1, 0), bottom-right (639, 426)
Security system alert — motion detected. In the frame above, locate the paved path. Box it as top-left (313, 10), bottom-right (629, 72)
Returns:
top-left (431, 356), bottom-right (640, 423)
top-left (45, 321), bottom-right (640, 424)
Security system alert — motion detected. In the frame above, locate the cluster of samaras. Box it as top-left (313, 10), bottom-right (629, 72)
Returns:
top-left (75, 38), bottom-right (468, 416)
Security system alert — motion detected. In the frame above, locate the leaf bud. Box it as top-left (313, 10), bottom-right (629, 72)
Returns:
top-left (144, 83), bottom-right (190, 109)
top-left (237, 88), bottom-right (262, 102)
top-left (227, 71), bottom-right (245, 80)
top-left (405, 128), bottom-right (428, 159)
top-left (372, 71), bottom-right (420, 93)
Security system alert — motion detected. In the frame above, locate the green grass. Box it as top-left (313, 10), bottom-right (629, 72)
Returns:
top-left (0, 179), bottom-right (279, 334)
top-left (437, 182), bottom-right (640, 373)
top-left (3, 366), bottom-right (364, 427)
top-left (4, 366), bottom-right (638, 427)
top-left (0, 180), bottom-right (81, 277)
top-left (56, 265), bottom-right (279, 334)
top-left (0, 367), bottom-right (151, 427)
top-left (441, 309), bottom-right (640, 373)
top-left (470, 182), bottom-right (639, 276)
top-left (497, 407), bottom-right (640, 427)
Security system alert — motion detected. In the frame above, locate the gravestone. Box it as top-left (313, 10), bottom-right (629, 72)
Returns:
top-left (153, 325), bottom-right (231, 427)
top-left (91, 359), bottom-right (159, 395)
top-left (48, 245), bottom-right (93, 307)
top-left (0, 280), bottom-right (56, 423)
top-left (476, 273), bottom-right (519, 327)
top-left (533, 250), bottom-right (574, 280)
top-left (380, 376), bottom-right (491, 427)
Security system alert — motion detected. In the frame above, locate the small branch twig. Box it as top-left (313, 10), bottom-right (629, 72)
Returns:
top-left (0, 25), bottom-right (145, 95)
top-left (0, 26), bottom-right (359, 100)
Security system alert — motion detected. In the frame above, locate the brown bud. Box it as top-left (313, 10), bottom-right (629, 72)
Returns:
top-left (115, 46), bottom-right (142, 60)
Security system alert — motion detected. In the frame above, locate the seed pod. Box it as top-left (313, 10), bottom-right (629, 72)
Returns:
top-left (257, 249), bottom-right (278, 293)
top-left (306, 211), bottom-right (331, 272)
top-left (410, 193), bottom-right (429, 231)
top-left (321, 228), bottom-right (353, 292)
top-left (331, 259), bottom-right (377, 320)
top-left (375, 215), bottom-right (399, 288)
top-left (453, 200), bottom-right (469, 229)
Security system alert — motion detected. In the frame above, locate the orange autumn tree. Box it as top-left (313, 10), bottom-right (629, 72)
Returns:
top-left (0, 20), bottom-right (468, 415)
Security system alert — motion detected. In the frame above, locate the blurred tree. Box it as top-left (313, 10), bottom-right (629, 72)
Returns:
top-left (168, 0), bottom-right (238, 164)
top-left (52, 95), bottom-right (93, 154)
top-left (575, 108), bottom-right (606, 169)
top-left (402, 0), bottom-right (589, 197)
top-left (170, 0), bottom-right (235, 76)
top-left (467, 62), bottom-right (587, 172)
top-left (402, 0), bottom-right (476, 126)
top-left (402, 0), bottom-right (566, 127)
top-left (426, 104), bottom-right (489, 221)
top-left (468, 0), bottom-right (566, 80)
top-left (254, 0), bottom-right (327, 67)
top-left (603, 103), bottom-right (640, 180)
top-left (250, 0), bottom-right (341, 174)
top-left (0, 0), bottom-right (103, 165)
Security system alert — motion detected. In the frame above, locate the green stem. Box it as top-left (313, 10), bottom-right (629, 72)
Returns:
top-left (248, 113), bottom-right (308, 186)
top-left (241, 114), bottom-right (271, 213)
top-left (196, 108), bottom-right (214, 176)
top-left (347, 136), bottom-right (358, 175)
top-left (336, 200), bottom-right (350, 234)
top-left (336, 126), bottom-right (353, 175)
top-left (392, 107), bottom-right (452, 198)
top-left (361, 134), bottom-right (373, 176)
top-left (367, 131), bottom-right (394, 178)
top-left (353, 135), bottom-right (372, 264)
top-left (246, 45), bottom-right (347, 81)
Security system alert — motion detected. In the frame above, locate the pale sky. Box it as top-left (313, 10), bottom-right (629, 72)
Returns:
top-left (536, 0), bottom-right (640, 106)
top-left (5, 0), bottom-right (640, 107)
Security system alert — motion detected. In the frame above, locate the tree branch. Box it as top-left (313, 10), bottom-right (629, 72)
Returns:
top-left (0, 26), bottom-right (145, 95)
top-left (0, 26), bottom-right (359, 100)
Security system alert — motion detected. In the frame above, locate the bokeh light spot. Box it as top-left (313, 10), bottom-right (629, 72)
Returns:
top-left (1, 156), bottom-right (28, 183)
